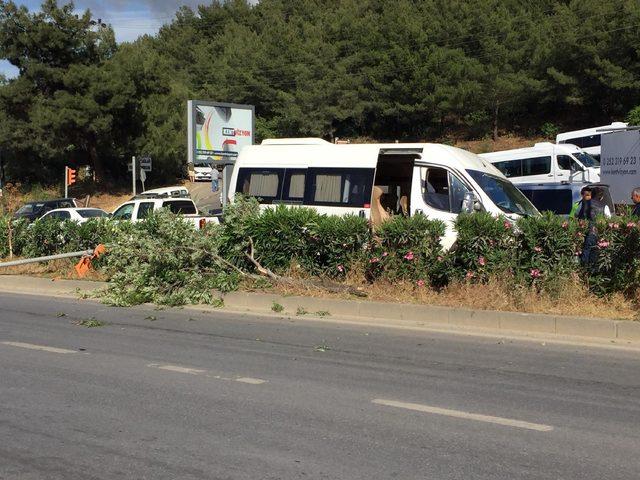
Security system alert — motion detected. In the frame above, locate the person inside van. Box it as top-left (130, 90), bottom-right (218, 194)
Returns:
top-left (631, 187), bottom-right (640, 217)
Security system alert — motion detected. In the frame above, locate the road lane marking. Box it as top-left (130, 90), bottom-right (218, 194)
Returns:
top-left (2, 341), bottom-right (77, 354)
top-left (235, 377), bottom-right (266, 385)
top-left (372, 399), bottom-right (554, 432)
top-left (147, 363), bottom-right (206, 375)
top-left (147, 364), bottom-right (266, 385)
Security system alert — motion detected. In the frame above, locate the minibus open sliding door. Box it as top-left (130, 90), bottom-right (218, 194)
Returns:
top-left (372, 148), bottom-right (422, 226)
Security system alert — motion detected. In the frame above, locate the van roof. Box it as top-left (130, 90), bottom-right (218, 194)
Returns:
top-left (478, 142), bottom-right (584, 160)
top-left (240, 139), bottom-right (500, 174)
top-left (556, 122), bottom-right (628, 141)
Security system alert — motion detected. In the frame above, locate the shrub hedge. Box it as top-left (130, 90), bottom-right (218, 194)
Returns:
top-left (2, 198), bottom-right (640, 305)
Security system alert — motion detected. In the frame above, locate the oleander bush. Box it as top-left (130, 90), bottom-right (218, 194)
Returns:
top-left (366, 214), bottom-right (446, 287)
top-left (2, 197), bottom-right (640, 307)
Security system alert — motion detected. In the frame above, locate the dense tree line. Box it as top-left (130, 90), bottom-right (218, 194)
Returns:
top-left (0, 0), bottom-right (639, 183)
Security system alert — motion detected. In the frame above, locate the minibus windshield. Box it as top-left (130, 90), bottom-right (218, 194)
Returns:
top-left (573, 152), bottom-right (599, 168)
top-left (467, 170), bottom-right (539, 217)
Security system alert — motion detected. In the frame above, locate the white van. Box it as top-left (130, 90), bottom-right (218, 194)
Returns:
top-left (228, 138), bottom-right (539, 249)
top-left (556, 122), bottom-right (628, 161)
top-left (479, 142), bottom-right (600, 185)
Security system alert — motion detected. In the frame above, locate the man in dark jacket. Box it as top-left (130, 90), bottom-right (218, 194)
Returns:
top-left (575, 186), bottom-right (607, 268)
top-left (631, 187), bottom-right (640, 217)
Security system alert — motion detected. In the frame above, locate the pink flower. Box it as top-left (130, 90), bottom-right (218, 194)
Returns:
top-left (478, 256), bottom-right (486, 266)
top-left (561, 221), bottom-right (569, 229)
top-left (534, 246), bottom-right (542, 253)
top-left (575, 251), bottom-right (581, 256)
top-left (530, 268), bottom-right (541, 279)
top-left (416, 279), bottom-right (425, 287)
top-left (465, 271), bottom-right (475, 280)
top-left (503, 221), bottom-right (512, 230)
top-left (337, 265), bottom-right (344, 272)
top-left (382, 251), bottom-right (388, 257)
top-left (437, 256), bottom-right (443, 262)
top-left (369, 257), bottom-right (380, 264)
top-left (627, 222), bottom-right (636, 228)
top-left (403, 251), bottom-right (414, 261)
top-left (597, 240), bottom-right (610, 248)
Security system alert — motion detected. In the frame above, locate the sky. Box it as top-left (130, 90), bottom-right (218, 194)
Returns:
top-left (0, 0), bottom-right (211, 78)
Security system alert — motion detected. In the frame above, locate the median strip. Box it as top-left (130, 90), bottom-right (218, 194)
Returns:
top-left (372, 398), bottom-right (554, 432)
top-left (2, 341), bottom-right (77, 354)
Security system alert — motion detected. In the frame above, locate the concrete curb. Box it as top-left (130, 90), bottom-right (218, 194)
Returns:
top-left (219, 291), bottom-right (640, 343)
top-left (1, 274), bottom-right (638, 344)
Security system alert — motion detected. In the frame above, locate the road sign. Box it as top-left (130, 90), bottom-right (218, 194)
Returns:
top-left (139, 168), bottom-right (147, 183)
top-left (127, 162), bottom-right (133, 172)
top-left (139, 156), bottom-right (152, 172)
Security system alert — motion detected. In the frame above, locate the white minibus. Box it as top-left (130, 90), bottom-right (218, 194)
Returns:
top-left (556, 122), bottom-right (627, 161)
top-left (479, 142), bottom-right (600, 185)
top-left (228, 138), bottom-right (539, 249)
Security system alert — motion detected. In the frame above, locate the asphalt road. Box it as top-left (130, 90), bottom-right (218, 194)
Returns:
top-left (1, 293), bottom-right (639, 480)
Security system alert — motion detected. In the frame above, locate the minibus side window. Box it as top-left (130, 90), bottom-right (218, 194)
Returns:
top-left (282, 169), bottom-right (306, 202)
top-left (305, 168), bottom-right (374, 207)
top-left (235, 168), bottom-right (284, 204)
top-left (421, 167), bottom-right (470, 213)
top-left (421, 167), bottom-right (450, 211)
top-left (557, 155), bottom-right (572, 171)
top-left (493, 160), bottom-right (521, 178)
top-left (559, 134), bottom-right (600, 149)
top-left (521, 156), bottom-right (551, 176)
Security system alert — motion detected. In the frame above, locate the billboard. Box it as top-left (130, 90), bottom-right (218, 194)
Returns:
top-left (601, 128), bottom-right (640, 204)
top-left (187, 100), bottom-right (255, 165)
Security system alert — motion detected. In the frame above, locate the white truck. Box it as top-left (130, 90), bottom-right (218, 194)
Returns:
top-left (600, 127), bottom-right (640, 205)
top-left (111, 197), bottom-right (219, 228)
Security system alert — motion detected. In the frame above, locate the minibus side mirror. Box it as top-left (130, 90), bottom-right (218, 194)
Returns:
top-left (462, 192), bottom-right (482, 213)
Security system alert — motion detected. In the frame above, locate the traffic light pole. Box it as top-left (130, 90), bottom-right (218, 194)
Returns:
top-left (64, 166), bottom-right (68, 198)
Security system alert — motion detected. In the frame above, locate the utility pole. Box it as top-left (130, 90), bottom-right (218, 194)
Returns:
top-left (132, 156), bottom-right (137, 196)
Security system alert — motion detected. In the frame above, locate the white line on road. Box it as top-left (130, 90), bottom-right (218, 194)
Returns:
top-left (235, 377), bottom-right (266, 385)
top-left (147, 363), bottom-right (206, 375)
top-left (2, 341), bottom-right (77, 354)
top-left (372, 399), bottom-right (554, 432)
top-left (147, 363), bottom-right (266, 385)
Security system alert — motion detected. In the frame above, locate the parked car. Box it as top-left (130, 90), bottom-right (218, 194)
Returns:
top-left (13, 198), bottom-right (78, 222)
top-left (135, 186), bottom-right (190, 199)
top-left (38, 208), bottom-right (109, 223)
top-left (111, 196), bottom-right (219, 228)
top-left (194, 162), bottom-right (213, 181)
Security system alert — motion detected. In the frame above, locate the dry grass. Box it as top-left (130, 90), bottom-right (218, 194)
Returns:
top-left (0, 258), bottom-right (108, 281)
top-left (455, 135), bottom-right (547, 154)
top-left (249, 269), bottom-right (638, 321)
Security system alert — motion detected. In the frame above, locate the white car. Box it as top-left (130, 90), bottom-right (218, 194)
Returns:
top-left (111, 197), bottom-right (219, 228)
top-left (135, 186), bottom-right (190, 198)
top-left (39, 208), bottom-right (109, 223)
top-left (194, 162), bottom-right (213, 181)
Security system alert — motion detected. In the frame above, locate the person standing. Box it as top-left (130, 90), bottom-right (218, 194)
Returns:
top-left (574, 186), bottom-right (609, 268)
top-left (188, 162), bottom-right (195, 183)
top-left (211, 165), bottom-right (220, 192)
top-left (570, 186), bottom-right (611, 218)
top-left (631, 187), bottom-right (640, 217)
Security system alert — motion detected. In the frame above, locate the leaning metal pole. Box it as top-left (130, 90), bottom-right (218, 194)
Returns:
top-left (0, 249), bottom-right (94, 268)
